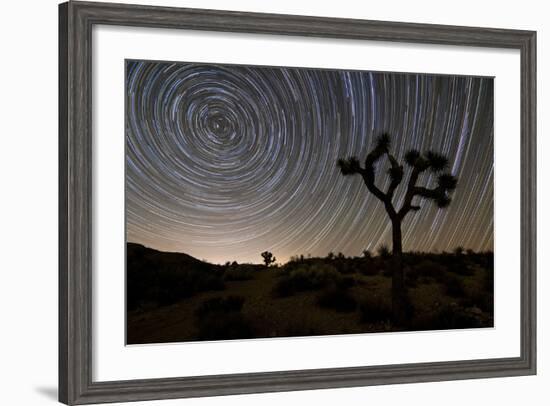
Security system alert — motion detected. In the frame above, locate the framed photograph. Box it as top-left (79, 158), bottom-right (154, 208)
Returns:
top-left (59, 1), bottom-right (536, 404)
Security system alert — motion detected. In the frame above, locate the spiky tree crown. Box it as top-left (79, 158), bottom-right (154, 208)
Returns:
top-left (336, 157), bottom-right (361, 175)
top-left (337, 133), bottom-right (458, 219)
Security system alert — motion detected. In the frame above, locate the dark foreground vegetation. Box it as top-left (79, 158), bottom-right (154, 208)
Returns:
top-left (127, 243), bottom-right (494, 344)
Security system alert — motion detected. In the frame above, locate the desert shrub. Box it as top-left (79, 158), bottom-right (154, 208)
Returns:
top-left (288, 254), bottom-right (306, 264)
top-left (447, 262), bottom-right (475, 276)
top-left (472, 251), bottom-right (494, 269)
top-left (413, 304), bottom-right (482, 330)
top-left (430, 252), bottom-right (455, 267)
top-left (272, 278), bottom-right (294, 297)
top-left (338, 276), bottom-right (357, 288)
top-left (413, 260), bottom-right (446, 281)
top-left (195, 296), bottom-right (253, 340)
top-left (460, 284), bottom-right (494, 314)
top-left (224, 267), bottom-right (254, 281)
top-left (359, 266), bottom-right (379, 276)
top-left (316, 287), bottom-right (357, 312)
top-left (381, 265), bottom-right (393, 277)
top-left (335, 261), bottom-right (357, 274)
top-left (282, 255), bottom-right (316, 273)
top-left (195, 296), bottom-right (245, 318)
top-left (196, 313), bottom-right (254, 340)
top-left (442, 274), bottom-right (466, 297)
top-left (272, 264), bottom-right (342, 297)
top-left (331, 257), bottom-right (372, 275)
top-left (359, 296), bottom-right (392, 324)
top-left (461, 293), bottom-right (494, 314)
top-left (377, 244), bottom-right (391, 259)
top-left (405, 266), bottom-right (419, 287)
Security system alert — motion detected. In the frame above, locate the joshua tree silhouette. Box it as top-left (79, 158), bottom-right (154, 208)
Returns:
top-left (261, 251), bottom-right (276, 267)
top-left (337, 133), bottom-right (458, 325)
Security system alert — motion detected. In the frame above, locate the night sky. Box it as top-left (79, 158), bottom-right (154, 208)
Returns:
top-left (126, 60), bottom-right (493, 264)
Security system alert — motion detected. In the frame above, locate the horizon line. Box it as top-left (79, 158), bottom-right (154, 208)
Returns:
top-left (127, 241), bottom-right (494, 266)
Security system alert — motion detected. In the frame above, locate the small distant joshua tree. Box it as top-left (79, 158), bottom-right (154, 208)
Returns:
top-left (261, 251), bottom-right (276, 267)
top-left (338, 133), bottom-right (458, 324)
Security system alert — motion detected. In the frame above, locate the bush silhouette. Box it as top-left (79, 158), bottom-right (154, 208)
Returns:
top-left (460, 287), bottom-right (493, 314)
top-left (377, 244), bottom-right (391, 259)
top-left (223, 265), bottom-right (257, 281)
top-left (359, 296), bottom-right (392, 324)
top-left (338, 275), bottom-right (357, 288)
top-left (359, 266), bottom-right (379, 276)
top-left (413, 303), bottom-right (482, 330)
top-left (442, 274), bottom-right (467, 298)
top-left (412, 260), bottom-right (446, 281)
top-left (194, 296), bottom-right (254, 340)
top-left (448, 262), bottom-right (474, 276)
top-left (316, 287), bottom-right (357, 312)
top-left (273, 264), bottom-right (342, 297)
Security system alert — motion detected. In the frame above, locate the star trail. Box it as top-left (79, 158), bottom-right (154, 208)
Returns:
top-left (126, 60), bottom-right (493, 264)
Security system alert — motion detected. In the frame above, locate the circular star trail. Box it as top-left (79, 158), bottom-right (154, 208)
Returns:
top-left (126, 60), bottom-right (493, 264)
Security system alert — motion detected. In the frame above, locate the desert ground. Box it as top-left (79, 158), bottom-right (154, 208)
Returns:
top-left (127, 243), bottom-right (493, 344)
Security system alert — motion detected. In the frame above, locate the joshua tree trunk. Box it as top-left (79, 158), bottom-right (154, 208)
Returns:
top-left (391, 218), bottom-right (407, 326)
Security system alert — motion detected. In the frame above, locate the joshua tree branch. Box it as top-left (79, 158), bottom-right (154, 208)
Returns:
top-left (359, 168), bottom-right (389, 204)
top-left (416, 186), bottom-right (452, 208)
top-left (385, 151), bottom-right (404, 200)
top-left (413, 185), bottom-right (442, 199)
top-left (398, 166), bottom-right (422, 219)
top-left (337, 157), bottom-right (389, 205)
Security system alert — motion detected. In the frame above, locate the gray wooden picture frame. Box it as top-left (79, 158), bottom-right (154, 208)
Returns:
top-left (59, 1), bottom-right (537, 404)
